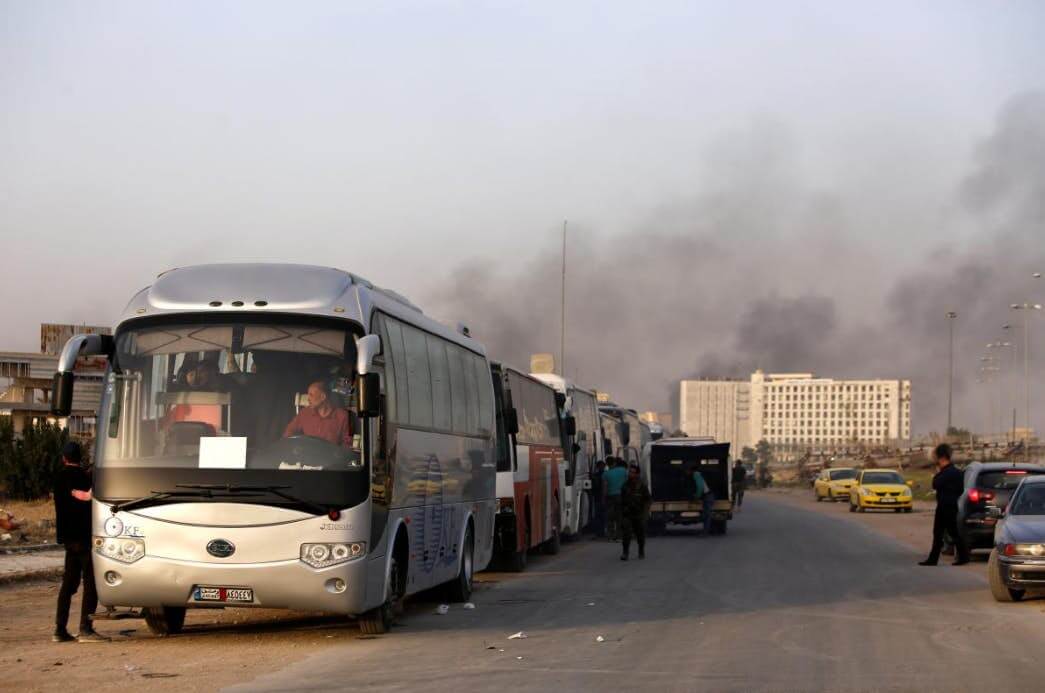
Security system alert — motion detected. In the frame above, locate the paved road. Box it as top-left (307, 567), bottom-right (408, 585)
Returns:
top-left (232, 495), bottom-right (1045, 692)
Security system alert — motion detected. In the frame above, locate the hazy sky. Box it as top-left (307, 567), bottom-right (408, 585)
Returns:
top-left (3, 1), bottom-right (1045, 432)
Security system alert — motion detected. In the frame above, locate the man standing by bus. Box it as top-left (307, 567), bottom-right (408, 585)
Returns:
top-left (620, 464), bottom-right (651, 561)
top-left (590, 460), bottom-right (607, 538)
top-left (603, 458), bottom-right (627, 541)
top-left (53, 441), bottom-right (108, 643)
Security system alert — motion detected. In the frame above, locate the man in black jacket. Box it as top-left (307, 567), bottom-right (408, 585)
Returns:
top-left (53, 441), bottom-right (108, 642)
top-left (919, 443), bottom-right (970, 566)
top-left (731, 460), bottom-right (747, 510)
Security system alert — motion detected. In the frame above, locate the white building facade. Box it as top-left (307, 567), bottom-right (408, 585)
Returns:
top-left (680, 370), bottom-right (911, 451)
top-left (678, 379), bottom-right (751, 448)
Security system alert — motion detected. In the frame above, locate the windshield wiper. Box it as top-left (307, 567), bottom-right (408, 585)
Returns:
top-left (109, 488), bottom-right (262, 514)
top-left (176, 484), bottom-right (331, 516)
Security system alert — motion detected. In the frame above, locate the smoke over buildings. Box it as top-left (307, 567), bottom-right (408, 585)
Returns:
top-left (429, 92), bottom-right (1045, 437)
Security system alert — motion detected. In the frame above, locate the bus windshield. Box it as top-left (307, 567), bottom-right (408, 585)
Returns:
top-left (96, 319), bottom-right (367, 508)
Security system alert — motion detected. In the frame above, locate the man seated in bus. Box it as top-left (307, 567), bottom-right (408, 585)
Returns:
top-left (283, 380), bottom-right (353, 448)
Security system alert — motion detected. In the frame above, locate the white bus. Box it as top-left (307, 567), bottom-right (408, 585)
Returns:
top-left (51, 263), bottom-right (496, 635)
top-left (532, 374), bottom-right (604, 539)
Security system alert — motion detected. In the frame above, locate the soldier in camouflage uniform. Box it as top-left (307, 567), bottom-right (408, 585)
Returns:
top-left (620, 464), bottom-right (651, 561)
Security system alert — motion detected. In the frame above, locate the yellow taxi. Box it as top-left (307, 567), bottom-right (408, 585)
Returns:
top-left (848, 469), bottom-right (913, 513)
top-left (813, 467), bottom-right (858, 502)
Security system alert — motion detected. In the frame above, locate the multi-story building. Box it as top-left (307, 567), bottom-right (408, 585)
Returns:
top-left (0, 324), bottom-right (109, 438)
top-left (678, 379), bottom-right (751, 448)
top-left (679, 370), bottom-right (911, 452)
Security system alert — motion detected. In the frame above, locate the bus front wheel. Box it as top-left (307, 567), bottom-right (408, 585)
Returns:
top-left (446, 526), bottom-right (474, 602)
top-left (143, 606), bottom-right (186, 637)
top-left (360, 555), bottom-right (404, 635)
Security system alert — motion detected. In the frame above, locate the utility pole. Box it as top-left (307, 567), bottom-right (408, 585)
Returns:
top-left (946, 311), bottom-right (957, 435)
top-left (560, 219), bottom-right (567, 378)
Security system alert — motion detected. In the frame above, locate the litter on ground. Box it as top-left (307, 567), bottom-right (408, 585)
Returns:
top-left (508, 631), bottom-right (527, 640)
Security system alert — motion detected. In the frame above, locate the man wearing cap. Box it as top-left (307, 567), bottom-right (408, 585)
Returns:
top-left (53, 441), bottom-right (108, 643)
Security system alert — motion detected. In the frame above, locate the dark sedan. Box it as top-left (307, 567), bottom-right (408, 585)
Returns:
top-left (989, 476), bottom-right (1045, 601)
top-left (957, 462), bottom-right (1045, 551)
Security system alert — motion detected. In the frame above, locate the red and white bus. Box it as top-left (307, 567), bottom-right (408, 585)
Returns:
top-left (490, 363), bottom-right (566, 571)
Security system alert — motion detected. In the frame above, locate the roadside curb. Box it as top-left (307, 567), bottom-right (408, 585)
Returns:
top-left (0, 565), bottom-right (63, 587)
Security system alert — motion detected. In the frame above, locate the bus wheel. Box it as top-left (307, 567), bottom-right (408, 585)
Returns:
top-left (360, 555), bottom-right (404, 635)
top-left (543, 526), bottom-right (561, 555)
top-left (446, 526), bottom-right (474, 602)
top-left (143, 606), bottom-right (186, 637)
top-left (507, 525), bottom-right (529, 572)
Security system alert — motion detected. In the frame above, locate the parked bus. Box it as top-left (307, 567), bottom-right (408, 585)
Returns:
top-left (532, 373), bottom-right (604, 539)
top-left (490, 364), bottom-right (564, 570)
top-left (50, 263), bottom-right (496, 636)
top-left (599, 403), bottom-right (648, 481)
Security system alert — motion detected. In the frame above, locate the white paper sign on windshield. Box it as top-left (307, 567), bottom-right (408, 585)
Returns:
top-left (198, 437), bottom-right (247, 469)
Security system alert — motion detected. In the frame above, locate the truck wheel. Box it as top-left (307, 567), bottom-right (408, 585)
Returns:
top-left (988, 550), bottom-right (1024, 602)
top-left (143, 606), bottom-right (186, 637)
top-left (446, 526), bottom-right (474, 602)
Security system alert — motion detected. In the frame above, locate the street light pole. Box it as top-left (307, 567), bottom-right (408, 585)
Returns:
top-left (946, 311), bottom-right (957, 435)
top-left (1010, 299), bottom-right (1042, 458)
top-left (987, 341), bottom-right (1013, 441)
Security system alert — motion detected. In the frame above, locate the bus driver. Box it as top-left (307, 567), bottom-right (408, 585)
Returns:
top-left (283, 380), bottom-right (353, 448)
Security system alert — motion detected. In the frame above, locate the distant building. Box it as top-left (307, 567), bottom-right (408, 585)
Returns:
top-left (680, 370), bottom-right (912, 452)
top-left (0, 324), bottom-right (109, 438)
top-left (679, 380), bottom-right (751, 448)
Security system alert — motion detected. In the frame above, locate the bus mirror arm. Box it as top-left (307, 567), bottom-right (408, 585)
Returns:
top-left (563, 415), bottom-right (577, 436)
top-left (356, 373), bottom-right (381, 418)
top-left (51, 333), bottom-right (114, 416)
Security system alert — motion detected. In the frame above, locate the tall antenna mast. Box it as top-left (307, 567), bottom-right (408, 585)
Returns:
top-left (561, 219), bottom-right (567, 377)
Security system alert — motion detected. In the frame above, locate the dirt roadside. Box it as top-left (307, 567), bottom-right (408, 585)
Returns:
top-left (0, 578), bottom-right (363, 691)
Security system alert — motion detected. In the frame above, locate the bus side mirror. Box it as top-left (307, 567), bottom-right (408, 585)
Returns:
top-left (563, 415), bottom-right (576, 436)
top-left (356, 373), bottom-right (380, 418)
top-left (356, 334), bottom-right (381, 375)
top-left (505, 407), bottom-right (519, 435)
top-left (51, 371), bottom-right (75, 417)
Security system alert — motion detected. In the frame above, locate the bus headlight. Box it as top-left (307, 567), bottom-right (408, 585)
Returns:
top-left (300, 542), bottom-right (366, 569)
top-left (94, 536), bottom-right (145, 564)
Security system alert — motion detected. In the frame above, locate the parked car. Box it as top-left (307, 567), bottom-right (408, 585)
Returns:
top-left (988, 475), bottom-right (1045, 602)
top-left (813, 468), bottom-right (858, 502)
top-left (848, 469), bottom-right (913, 513)
top-left (957, 462), bottom-right (1045, 551)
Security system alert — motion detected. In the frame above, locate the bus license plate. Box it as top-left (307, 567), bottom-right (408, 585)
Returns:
top-left (194, 586), bottom-right (253, 603)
